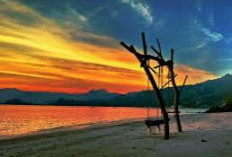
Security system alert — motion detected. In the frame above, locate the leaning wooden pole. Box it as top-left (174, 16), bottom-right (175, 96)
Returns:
top-left (120, 33), bottom-right (170, 139)
top-left (143, 67), bottom-right (170, 139)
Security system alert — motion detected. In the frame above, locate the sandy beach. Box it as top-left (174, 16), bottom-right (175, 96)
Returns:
top-left (0, 112), bottom-right (232, 157)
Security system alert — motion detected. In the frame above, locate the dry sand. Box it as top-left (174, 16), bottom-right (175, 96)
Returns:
top-left (0, 112), bottom-right (232, 157)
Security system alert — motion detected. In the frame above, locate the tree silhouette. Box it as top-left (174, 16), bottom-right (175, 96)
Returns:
top-left (120, 32), bottom-right (188, 138)
top-left (120, 33), bottom-right (170, 139)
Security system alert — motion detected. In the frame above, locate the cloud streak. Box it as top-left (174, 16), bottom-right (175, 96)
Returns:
top-left (0, 1), bottom-right (217, 93)
top-left (200, 27), bottom-right (223, 42)
top-left (121, 0), bottom-right (153, 25)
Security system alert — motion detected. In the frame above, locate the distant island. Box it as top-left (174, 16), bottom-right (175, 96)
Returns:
top-left (1, 74), bottom-right (232, 109)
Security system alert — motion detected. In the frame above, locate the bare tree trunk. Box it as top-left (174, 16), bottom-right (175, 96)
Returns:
top-left (143, 68), bottom-right (169, 139)
top-left (120, 34), bottom-right (187, 135)
top-left (169, 68), bottom-right (182, 132)
top-left (120, 32), bottom-right (170, 139)
top-left (174, 89), bottom-right (182, 132)
top-left (169, 49), bottom-right (182, 132)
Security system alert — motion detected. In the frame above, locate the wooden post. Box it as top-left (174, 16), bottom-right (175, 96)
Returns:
top-left (168, 49), bottom-right (188, 132)
top-left (120, 33), bottom-right (170, 139)
top-left (143, 67), bottom-right (170, 139)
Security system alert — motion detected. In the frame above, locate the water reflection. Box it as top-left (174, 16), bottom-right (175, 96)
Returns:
top-left (0, 105), bottom-right (160, 138)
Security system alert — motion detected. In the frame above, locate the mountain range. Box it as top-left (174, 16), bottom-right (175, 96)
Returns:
top-left (1, 74), bottom-right (232, 108)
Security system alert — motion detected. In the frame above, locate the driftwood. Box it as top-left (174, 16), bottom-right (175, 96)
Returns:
top-left (120, 32), bottom-right (188, 137)
top-left (166, 49), bottom-right (188, 132)
top-left (150, 39), bottom-right (188, 132)
top-left (120, 33), bottom-right (170, 139)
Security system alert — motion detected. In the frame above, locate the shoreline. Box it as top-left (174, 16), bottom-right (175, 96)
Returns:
top-left (0, 105), bottom-right (206, 141)
top-left (0, 117), bottom-right (145, 141)
top-left (1, 104), bottom-right (209, 109)
top-left (0, 110), bottom-right (205, 141)
top-left (1, 112), bottom-right (232, 157)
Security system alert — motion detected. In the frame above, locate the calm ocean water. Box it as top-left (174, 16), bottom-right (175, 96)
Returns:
top-left (0, 105), bottom-right (205, 139)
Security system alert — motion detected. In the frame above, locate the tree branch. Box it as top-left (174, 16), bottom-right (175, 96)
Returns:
top-left (148, 66), bottom-right (157, 74)
top-left (151, 46), bottom-right (161, 57)
top-left (170, 48), bottom-right (174, 62)
top-left (180, 76), bottom-right (188, 92)
top-left (141, 32), bottom-right (147, 55)
top-left (120, 42), bottom-right (166, 65)
top-left (157, 38), bottom-right (162, 54)
top-left (160, 74), bottom-right (178, 90)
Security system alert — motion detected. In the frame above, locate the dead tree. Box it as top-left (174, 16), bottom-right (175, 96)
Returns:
top-left (120, 33), bottom-right (170, 139)
top-left (121, 32), bottom-right (188, 136)
top-left (168, 49), bottom-right (188, 132)
top-left (152, 43), bottom-right (188, 132)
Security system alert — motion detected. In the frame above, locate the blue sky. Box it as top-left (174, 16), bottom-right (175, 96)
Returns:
top-left (0, 0), bottom-right (231, 93)
top-left (18, 0), bottom-right (232, 76)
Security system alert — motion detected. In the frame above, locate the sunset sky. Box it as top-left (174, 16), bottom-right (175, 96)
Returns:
top-left (0, 0), bottom-right (231, 93)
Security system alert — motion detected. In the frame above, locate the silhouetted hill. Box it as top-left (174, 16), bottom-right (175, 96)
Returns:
top-left (0, 89), bottom-right (120, 105)
top-left (181, 74), bottom-right (232, 108)
top-left (205, 97), bottom-right (232, 113)
top-left (1, 74), bottom-right (232, 108)
top-left (5, 98), bottom-right (36, 105)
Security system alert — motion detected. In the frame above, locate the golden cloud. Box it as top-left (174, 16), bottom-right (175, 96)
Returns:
top-left (0, 1), bottom-right (217, 93)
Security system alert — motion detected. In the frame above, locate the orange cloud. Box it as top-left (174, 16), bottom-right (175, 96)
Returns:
top-left (175, 64), bottom-right (216, 85)
top-left (0, 1), bottom-right (217, 94)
